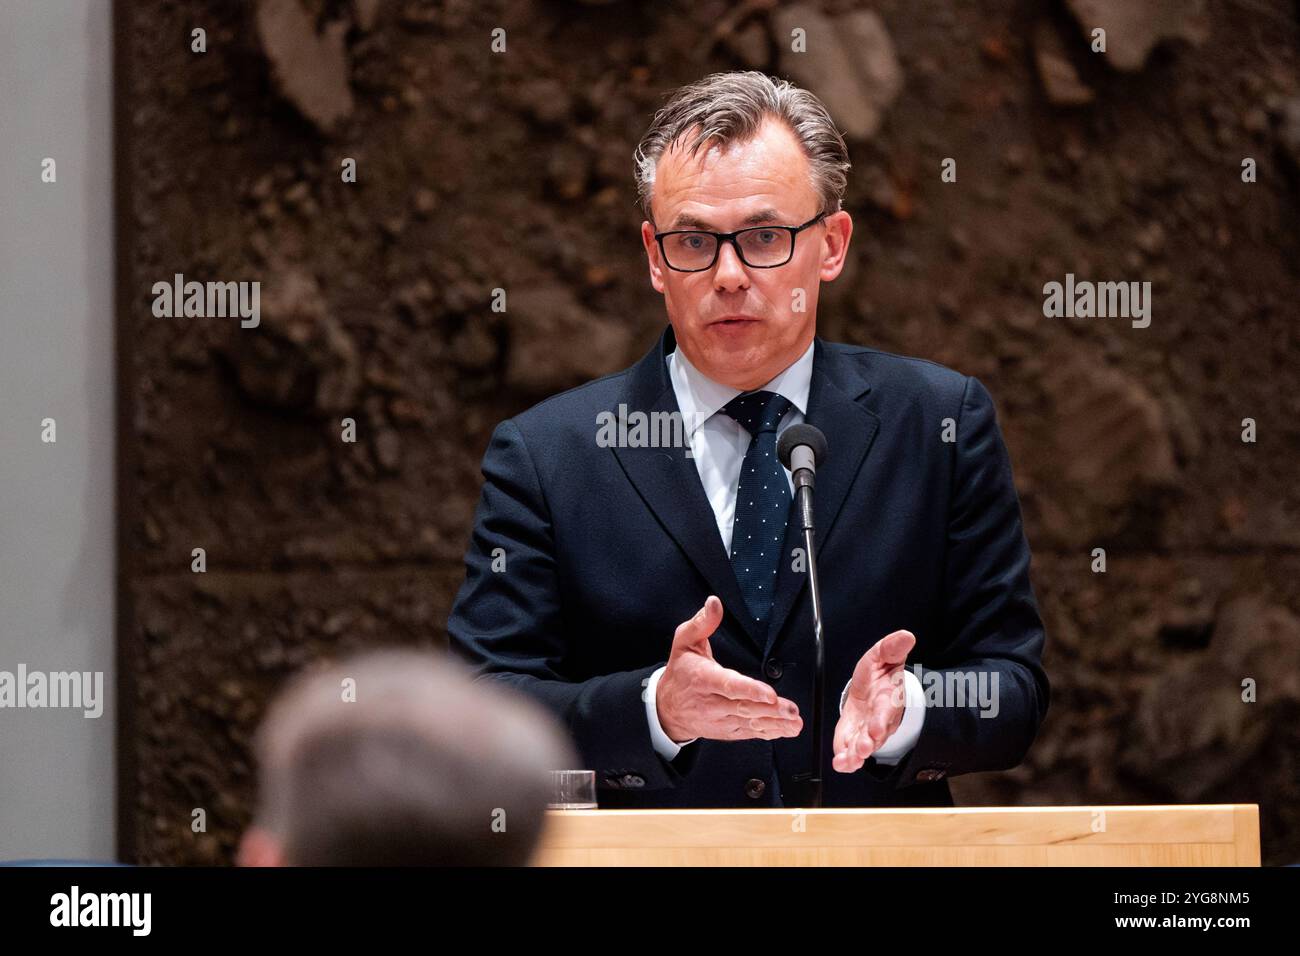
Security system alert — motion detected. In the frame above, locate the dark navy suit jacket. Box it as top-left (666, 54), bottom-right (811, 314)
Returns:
top-left (447, 324), bottom-right (1049, 808)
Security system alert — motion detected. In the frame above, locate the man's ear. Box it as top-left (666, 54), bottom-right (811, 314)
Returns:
top-left (818, 210), bottom-right (853, 282)
top-left (237, 825), bottom-right (286, 867)
top-left (640, 220), bottom-right (666, 294)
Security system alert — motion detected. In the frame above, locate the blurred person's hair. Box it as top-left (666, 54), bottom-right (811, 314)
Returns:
top-left (249, 648), bottom-right (577, 865)
top-left (633, 70), bottom-right (852, 222)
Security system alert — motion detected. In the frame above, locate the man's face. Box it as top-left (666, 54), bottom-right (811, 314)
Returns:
top-left (640, 117), bottom-right (852, 391)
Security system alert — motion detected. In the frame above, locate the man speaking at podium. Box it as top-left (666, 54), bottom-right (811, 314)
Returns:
top-left (448, 72), bottom-right (1049, 809)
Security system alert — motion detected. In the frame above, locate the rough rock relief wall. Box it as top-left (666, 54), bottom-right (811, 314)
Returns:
top-left (118, 0), bottom-right (1300, 862)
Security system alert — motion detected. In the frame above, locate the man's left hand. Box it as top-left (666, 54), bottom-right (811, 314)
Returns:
top-left (832, 630), bottom-right (916, 773)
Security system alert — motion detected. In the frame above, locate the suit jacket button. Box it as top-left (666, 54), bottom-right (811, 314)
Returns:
top-left (916, 768), bottom-right (944, 782)
top-left (764, 659), bottom-right (783, 680)
top-left (621, 774), bottom-right (645, 789)
top-left (745, 777), bottom-right (767, 799)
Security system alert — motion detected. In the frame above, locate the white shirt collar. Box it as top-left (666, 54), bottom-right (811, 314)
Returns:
top-left (667, 336), bottom-right (814, 438)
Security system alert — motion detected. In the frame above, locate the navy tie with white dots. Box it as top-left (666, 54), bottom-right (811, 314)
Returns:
top-left (722, 389), bottom-right (794, 628)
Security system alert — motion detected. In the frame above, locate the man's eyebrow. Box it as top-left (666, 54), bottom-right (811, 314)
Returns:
top-left (666, 208), bottom-right (784, 230)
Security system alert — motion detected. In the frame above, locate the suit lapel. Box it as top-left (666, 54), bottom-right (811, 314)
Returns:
top-left (762, 337), bottom-right (879, 658)
top-left (609, 326), bottom-right (767, 651)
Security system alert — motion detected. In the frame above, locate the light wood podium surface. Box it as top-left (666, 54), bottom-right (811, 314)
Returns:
top-left (534, 804), bottom-right (1260, 866)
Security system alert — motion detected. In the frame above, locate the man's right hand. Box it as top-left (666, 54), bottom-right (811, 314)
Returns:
top-left (656, 595), bottom-right (803, 743)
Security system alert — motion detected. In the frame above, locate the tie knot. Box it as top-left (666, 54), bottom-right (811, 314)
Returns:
top-left (722, 390), bottom-right (793, 436)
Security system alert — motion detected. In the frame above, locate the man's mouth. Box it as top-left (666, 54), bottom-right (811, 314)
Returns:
top-left (710, 315), bottom-right (760, 326)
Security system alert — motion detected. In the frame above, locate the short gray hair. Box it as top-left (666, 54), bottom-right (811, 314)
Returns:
top-left (633, 71), bottom-right (851, 222)
top-left (252, 648), bottom-right (577, 865)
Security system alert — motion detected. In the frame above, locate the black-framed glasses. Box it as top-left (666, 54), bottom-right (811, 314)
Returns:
top-left (654, 213), bottom-right (827, 272)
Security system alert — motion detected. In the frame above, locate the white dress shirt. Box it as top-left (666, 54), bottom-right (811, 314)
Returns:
top-left (643, 340), bottom-right (925, 767)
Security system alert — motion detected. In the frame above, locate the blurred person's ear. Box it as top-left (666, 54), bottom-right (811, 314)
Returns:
top-left (237, 825), bottom-right (285, 867)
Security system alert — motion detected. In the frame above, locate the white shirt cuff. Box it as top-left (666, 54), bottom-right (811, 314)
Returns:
top-left (645, 664), bottom-right (697, 761)
top-left (838, 667), bottom-right (925, 765)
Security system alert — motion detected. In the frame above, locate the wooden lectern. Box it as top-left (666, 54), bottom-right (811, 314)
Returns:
top-left (533, 805), bottom-right (1260, 866)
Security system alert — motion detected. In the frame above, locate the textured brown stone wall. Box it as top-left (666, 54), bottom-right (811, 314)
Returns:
top-left (117, 0), bottom-right (1300, 864)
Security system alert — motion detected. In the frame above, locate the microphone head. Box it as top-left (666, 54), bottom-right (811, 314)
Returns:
top-left (778, 423), bottom-right (828, 470)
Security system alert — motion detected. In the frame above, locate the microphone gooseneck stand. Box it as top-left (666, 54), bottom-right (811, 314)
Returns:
top-left (779, 423), bottom-right (829, 809)
top-left (792, 467), bottom-right (825, 809)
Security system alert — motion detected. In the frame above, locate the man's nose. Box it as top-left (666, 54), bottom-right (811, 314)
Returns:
top-left (712, 240), bottom-right (751, 292)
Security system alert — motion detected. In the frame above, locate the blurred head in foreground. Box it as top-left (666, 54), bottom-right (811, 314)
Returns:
top-left (238, 648), bottom-right (578, 866)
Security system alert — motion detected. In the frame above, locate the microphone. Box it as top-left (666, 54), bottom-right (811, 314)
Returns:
top-left (777, 424), bottom-right (829, 808)
top-left (778, 424), bottom-right (828, 524)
